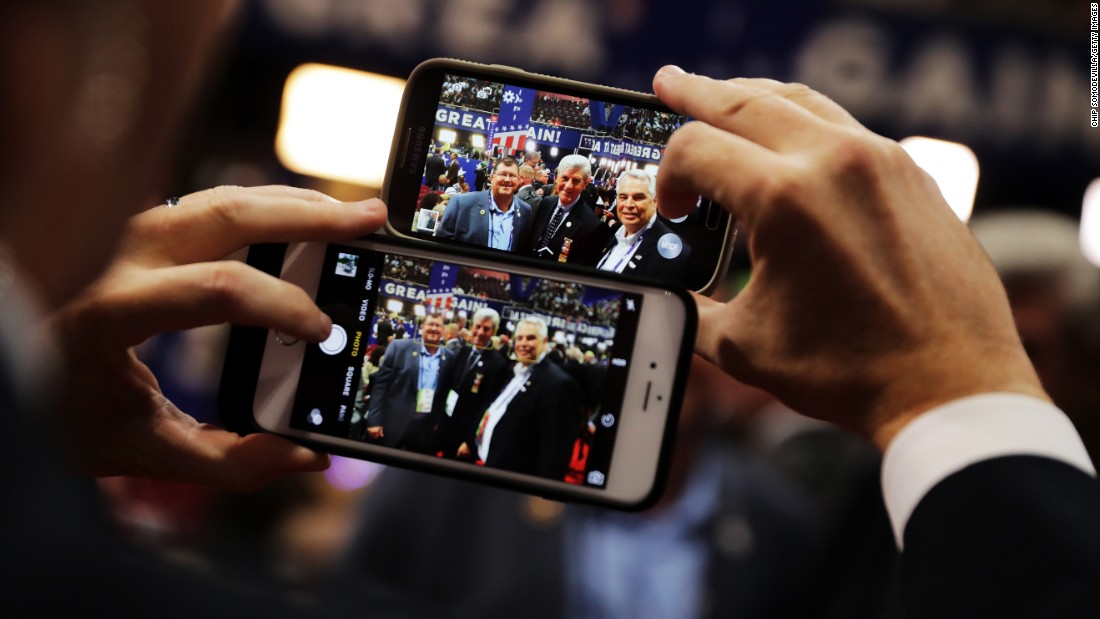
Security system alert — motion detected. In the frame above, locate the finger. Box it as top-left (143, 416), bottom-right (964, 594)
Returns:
top-left (129, 185), bottom-right (387, 266)
top-left (656, 120), bottom-right (785, 223)
top-left (197, 185), bottom-right (340, 203)
top-left (653, 66), bottom-right (834, 152)
top-left (169, 185), bottom-right (341, 206)
top-left (154, 416), bottom-right (330, 492)
top-left (727, 77), bottom-right (864, 129)
top-left (691, 291), bottom-right (759, 385)
top-left (89, 261), bottom-right (333, 347)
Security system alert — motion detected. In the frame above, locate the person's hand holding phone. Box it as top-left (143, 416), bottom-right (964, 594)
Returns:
top-left (652, 66), bottom-right (1047, 449)
top-left (50, 185), bottom-right (386, 490)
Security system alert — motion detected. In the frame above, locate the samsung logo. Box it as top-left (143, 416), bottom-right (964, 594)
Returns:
top-left (406, 125), bottom-right (428, 175)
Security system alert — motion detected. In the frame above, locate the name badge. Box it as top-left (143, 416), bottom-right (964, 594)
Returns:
top-left (416, 388), bottom-right (435, 414)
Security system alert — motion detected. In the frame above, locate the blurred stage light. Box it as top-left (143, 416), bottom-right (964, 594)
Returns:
top-left (275, 64), bottom-right (405, 188)
top-left (526, 140), bottom-right (538, 152)
top-left (385, 299), bottom-right (404, 314)
top-left (643, 164), bottom-right (660, 175)
top-left (471, 134), bottom-right (486, 149)
top-left (899, 137), bottom-right (979, 222)
top-left (550, 147), bottom-right (559, 157)
top-left (438, 129), bottom-right (457, 145)
top-left (1082, 178), bottom-right (1100, 268)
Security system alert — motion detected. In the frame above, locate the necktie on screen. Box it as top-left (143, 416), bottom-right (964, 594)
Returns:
top-left (540, 206), bottom-right (565, 248)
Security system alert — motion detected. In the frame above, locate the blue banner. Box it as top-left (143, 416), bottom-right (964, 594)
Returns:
top-left (579, 287), bottom-right (623, 307)
top-left (578, 134), bottom-right (663, 162)
top-left (500, 307), bottom-right (616, 340)
top-left (507, 275), bottom-right (542, 303)
top-left (379, 280), bottom-right (491, 314)
top-left (435, 105), bottom-right (664, 163)
top-left (489, 85), bottom-right (537, 153)
top-left (428, 261), bottom-right (458, 296)
top-left (588, 101), bottom-right (625, 132)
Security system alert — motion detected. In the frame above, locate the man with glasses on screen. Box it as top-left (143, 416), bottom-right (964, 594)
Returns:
top-left (364, 313), bottom-right (458, 453)
top-left (437, 157), bottom-right (536, 254)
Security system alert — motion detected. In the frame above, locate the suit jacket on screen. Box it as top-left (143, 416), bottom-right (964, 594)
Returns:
top-left (365, 339), bottom-right (458, 449)
top-left (436, 190), bottom-right (535, 254)
top-left (597, 218), bottom-right (692, 284)
top-left (471, 356), bottom-right (581, 479)
top-left (435, 345), bottom-right (510, 458)
top-left (530, 196), bottom-right (612, 266)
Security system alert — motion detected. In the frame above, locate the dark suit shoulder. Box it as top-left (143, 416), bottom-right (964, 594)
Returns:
top-left (901, 455), bottom-right (1100, 616)
top-left (530, 357), bottom-right (578, 392)
top-left (384, 338), bottom-right (417, 357)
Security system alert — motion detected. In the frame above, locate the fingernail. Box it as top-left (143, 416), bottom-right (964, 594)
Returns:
top-left (657, 65), bottom-right (686, 78)
top-left (361, 198), bottom-right (385, 214)
top-left (308, 453), bottom-right (332, 472)
top-left (291, 446), bottom-right (331, 471)
top-left (318, 312), bottom-right (333, 340)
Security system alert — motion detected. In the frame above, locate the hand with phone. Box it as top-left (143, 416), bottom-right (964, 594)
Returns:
top-left (50, 185), bottom-right (385, 490)
top-left (651, 66), bottom-right (1046, 448)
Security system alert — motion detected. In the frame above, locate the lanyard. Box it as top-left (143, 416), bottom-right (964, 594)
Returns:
top-left (600, 228), bottom-right (647, 272)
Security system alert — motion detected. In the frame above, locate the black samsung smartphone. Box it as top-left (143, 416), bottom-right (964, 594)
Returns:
top-left (382, 58), bottom-right (733, 293)
top-left (220, 236), bottom-right (696, 510)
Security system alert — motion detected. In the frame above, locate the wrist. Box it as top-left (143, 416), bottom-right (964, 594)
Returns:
top-left (867, 341), bottom-right (1048, 451)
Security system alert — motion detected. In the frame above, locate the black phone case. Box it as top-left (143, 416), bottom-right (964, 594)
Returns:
top-left (380, 57), bottom-right (735, 295)
top-left (218, 234), bottom-right (697, 511)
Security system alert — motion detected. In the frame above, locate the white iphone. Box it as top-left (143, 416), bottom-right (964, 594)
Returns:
top-left (220, 235), bottom-right (695, 509)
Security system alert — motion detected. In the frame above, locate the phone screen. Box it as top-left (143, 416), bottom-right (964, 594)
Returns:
top-left (288, 243), bottom-right (644, 488)
top-left (387, 62), bottom-right (732, 292)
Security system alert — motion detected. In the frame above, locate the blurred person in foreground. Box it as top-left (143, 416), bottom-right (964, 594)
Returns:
top-left (970, 209), bottom-right (1100, 462)
top-left (0, 0), bottom-right (1096, 615)
top-left (0, 2), bottom-right (399, 616)
top-left (338, 356), bottom-right (887, 618)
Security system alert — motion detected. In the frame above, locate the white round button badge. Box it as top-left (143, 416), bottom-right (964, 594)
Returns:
top-left (656, 233), bottom-right (684, 259)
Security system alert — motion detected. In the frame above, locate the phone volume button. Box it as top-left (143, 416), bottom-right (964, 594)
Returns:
top-left (398, 127), bottom-right (413, 168)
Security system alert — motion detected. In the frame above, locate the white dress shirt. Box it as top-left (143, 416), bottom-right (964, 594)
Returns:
top-left (598, 218), bottom-right (656, 273)
top-left (882, 392), bottom-right (1096, 548)
top-left (477, 362), bottom-right (534, 462)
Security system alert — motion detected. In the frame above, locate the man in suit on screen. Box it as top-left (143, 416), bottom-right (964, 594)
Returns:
top-left (436, 157), bottom-right (535, 254)
top-left (458, 317), bottom-right (580, 479)
top-left (596, 169), bottom-right (692, 284)
top-left (530, 154), bottom-right (611, 265)
top-left (365, 313), bottom-right (458, 452)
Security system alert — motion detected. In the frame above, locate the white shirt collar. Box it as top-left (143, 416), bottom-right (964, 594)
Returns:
top-left (614, 216), bottom-right (656, 246)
